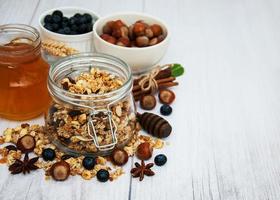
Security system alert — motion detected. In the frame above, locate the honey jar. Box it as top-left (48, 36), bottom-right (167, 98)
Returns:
top-left (0, 24), bottom-right (50, 120)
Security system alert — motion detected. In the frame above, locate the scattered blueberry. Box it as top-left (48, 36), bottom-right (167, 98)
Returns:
top-left (160, 104), bottom-right (172, 116)
top-left (42, 148), bottom-right (56, 161)
top-left (52, 10), bottom-right (63, 18)
top-left (82, 156), bottom-right (96, 170)
top-left (96, 169), bottom-right (110, 182)
top-left (154, 154), bottom-right (167, 166)
top-left (44, 14), bottom-right (53, 23)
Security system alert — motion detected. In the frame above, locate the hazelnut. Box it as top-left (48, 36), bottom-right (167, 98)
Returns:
top-left (136, 142), bottom-right (153, 160)
top-left (100, 34), bottom-right (117, 44)
top-left (50, 161), bottom-right (70, 181)
top-left (136, 36), bottom-right (149, 47)
top-left (150, 24), bottom-right (163, 37)
top-left (102, 21), bottom-right (114, 34)
top-left (116, 37), bottom-right (130, 47)
top-left (149, 37), bottom-right (158, 46)
top-left (112, 20), bottom-right (125, 30)
top-left (158, 89), bottom-right (175, 104)
top-left (133, 22), bottom-right (146, 36)
top-left (16, 135), bottom-right (36, 153)
top-left (111, 149), bottom-right (128, 166)
top-left (140, 95), bottom-right (156, 110)
top-left (120, 26), bottom-right (129, 38)
top-left (112, 29), bottom-right (122, 38)
top-left (157, 35), bottom-right (165, 43)
top-left (145, 28), bottom-right (154, 38)
top-left (128, 25), bottom-right (135, 40)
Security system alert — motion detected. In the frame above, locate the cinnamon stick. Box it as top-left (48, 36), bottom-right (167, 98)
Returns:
top-left (133, 77), bottom-right (176, 92)
top-left (133, 67), bottom-right (172, 85)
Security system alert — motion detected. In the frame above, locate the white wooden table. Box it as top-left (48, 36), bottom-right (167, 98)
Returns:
top-left (1, 0), bottom-right (280, 199)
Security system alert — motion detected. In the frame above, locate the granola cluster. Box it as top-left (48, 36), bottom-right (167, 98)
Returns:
top-left (46, 68), bottom-right (137, 154)
top-left (0, 123), bottom-right (164, 181)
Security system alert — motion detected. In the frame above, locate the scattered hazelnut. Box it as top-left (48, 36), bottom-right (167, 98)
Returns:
top-left (16, 135), bottom-right (35, 153)
top-left (150, 24), bottom-right (163, 37)
top-left (136, 142), bottom-right (153, 160)
top-left (133, 22), bottom-right (146, 36)
top-left (111, 149), bottom-right (128, 166)
top-left (140, 95), bottom-right (156, 110)
top-left (136, 36), bottom-right (149, 47)
top-left (158, 89), bottom-right (175, 104)
top-left (50, 161), bottom-right (70, 181)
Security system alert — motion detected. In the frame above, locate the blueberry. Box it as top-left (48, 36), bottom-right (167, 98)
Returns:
top-left (52, 23), bottom-right (60, 31)
top-left (154, 154), bottom-right (167, 166)
top-left (52, 10), bottom-right (63, 18)
top-left (62, 16), bottom-right (69, 22)
top-left (160, 104), bottom-right (172, 116)
top-left (57, 29), bottom-right (65, 34)
top-left (83, 13), bottom-right (92, 23)
top-left (79, 16), bottom-right (87, 24)
top-left (70, 24), bottom-right (78, 32)
top-left (52, 15), bottom-right (62, 24)
top-left (82, 156), bottom-right (96, 170)
top-left (74, 13), bottom-right (82, 19)
top-left (44, 23), bottom-right (53, 31)
top-left (86, 23), bottom-right (93, 32)
top-left (96, 169), bottom-right (109, 182)
top-left (70, 31), bottom-right (78, 35)
top-left (44, 14), bottom-right (53, 23)
top-left (69, 17), bottom-right (76, 25)
top-left (63, 27), bottom-right (71, 34)
top-left (42, 148), bottom-right (56, 161)
top-left (61, 22), bottom-right (69, 28)
top-left (78, 24), bottom-right (87, 34)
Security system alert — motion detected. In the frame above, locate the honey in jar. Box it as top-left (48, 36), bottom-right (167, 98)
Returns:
top-left (0, 24), bottom-right (50, 120)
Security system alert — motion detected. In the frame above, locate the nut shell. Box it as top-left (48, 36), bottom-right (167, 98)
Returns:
top-left (133, 22), bottom-right (146, 36)
top-left (136, 142), bottom-right (153, 160)
top-left (136, 36), bottom-right (149, 47)
top-left (158, 89), bottom-right (175, 104)
top-left (16, 135), bottom-right (35, 153)
top-left (50, 161), bottom-right (70, 181)
top-left (140, 95), bottom-right (156, 110)
top-left (150, 24), bottom-right (163, 37)
top-left (112, 149), bottom-right (128, 166)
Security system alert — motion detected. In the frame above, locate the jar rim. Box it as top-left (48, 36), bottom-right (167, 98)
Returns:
top-left (48, 53), bottom-right (133, 105)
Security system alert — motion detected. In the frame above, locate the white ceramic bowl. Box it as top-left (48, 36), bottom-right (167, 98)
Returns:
top-left (93, 12), bottom-right (170, 75)
top-left (39, 7), bottom-right (99, 52)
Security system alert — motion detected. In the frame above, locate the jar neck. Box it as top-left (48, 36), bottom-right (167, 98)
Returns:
top-left (0, 24), bottom-right (41, 63)
top-left (48, 53), bottom-right (133, 110)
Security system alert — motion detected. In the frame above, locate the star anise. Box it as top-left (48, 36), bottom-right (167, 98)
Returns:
top-left (130, 160), bottom-right (155, 181)
top-left (8, 153), bottom-right (39, 175)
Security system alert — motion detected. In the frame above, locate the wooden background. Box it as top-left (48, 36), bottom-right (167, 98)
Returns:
top-left (1, 0), bottom-right (280, 199)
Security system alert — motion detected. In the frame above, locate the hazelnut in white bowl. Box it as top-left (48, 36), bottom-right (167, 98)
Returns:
top-left (93, 12), bottom-right (170, 75)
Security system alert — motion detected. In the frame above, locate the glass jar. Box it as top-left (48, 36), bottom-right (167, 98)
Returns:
top-left (45, 53), bottom-right (137, 156)
top-left (0, 24), bottom-right (50, 120)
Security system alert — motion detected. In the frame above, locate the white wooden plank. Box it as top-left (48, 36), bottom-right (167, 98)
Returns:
top-left (0, 0), bottom-right (39, 24)
top-left (130, 0), bottom-right (280, 199)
